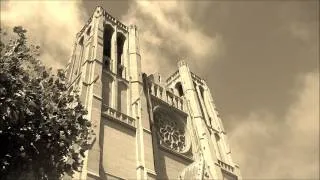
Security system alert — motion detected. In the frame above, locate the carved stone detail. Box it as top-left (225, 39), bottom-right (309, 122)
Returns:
top-left (158, 116), bottom-right (186, 152)
top-left (154, 111), bottom-right (190, 154)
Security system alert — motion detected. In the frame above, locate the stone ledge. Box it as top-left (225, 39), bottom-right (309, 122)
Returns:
top-left (102, 67), bottom-right (129, 84)
top-left (146, 168), bottom-right (157, 176)
top-left (152, 97), bottom-right (187, 117)
top-left (143, 128), bottom-right (152, 134)
top-left (101, 104), bottom-right (136, 131)
top-left (87, 170), bottom-right (100, 179)
top-left (218, 159), bottom-right (234, 173)
top-left (104, 172), bottom-right (125, 180)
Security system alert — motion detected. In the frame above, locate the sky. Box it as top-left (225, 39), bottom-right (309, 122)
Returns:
top-left (1, 0), bottom-right (319, 179)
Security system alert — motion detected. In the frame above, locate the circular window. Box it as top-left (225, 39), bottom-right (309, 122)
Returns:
top-left (154, 110), bottom-right (190, 154)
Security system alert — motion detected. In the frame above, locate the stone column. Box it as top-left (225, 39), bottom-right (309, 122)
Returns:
top-left (195, 85), bottom-right (211, 128)
top-left (202, 85), bottom-right (219, 131)
top-left (128, 25), bottom-right (144, 179)
top-left (203, 83), bottom-right (233, 165)
top-left (177, 60), bottom-right (222, 179)
top-left (111, 26), bottom-right (117, 75)
top-left (128, 25), bottom-right (157, 179)
top-left (123, 38), bottom-right (131, 115)
top-left (203, 84), bottom-right (224, 132)
top-left (77, 30), bottom-right (92, 108)
top-left (128, 25), bottom-right (142, 117)
top-left (111, 26), bottom-right (118, 110)
top-left (201, 85), bottom-right (225, 162)
top-left (82, 7), bottom-right (105, 180)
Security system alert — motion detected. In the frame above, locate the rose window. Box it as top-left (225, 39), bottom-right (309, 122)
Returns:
top-left (155, 113), bottom-right (189, 153)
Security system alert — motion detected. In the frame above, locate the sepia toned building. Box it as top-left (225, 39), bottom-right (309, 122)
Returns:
top-left (65, 6), bottom-right (241, 180)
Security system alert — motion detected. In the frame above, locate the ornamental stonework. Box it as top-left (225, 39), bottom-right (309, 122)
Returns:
top-left (154, 111), bottom-right (191, 156)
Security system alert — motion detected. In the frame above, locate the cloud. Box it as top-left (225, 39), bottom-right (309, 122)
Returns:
top-left (0, 0), bottom-right (86, 71)
top-left (0, 0), bottom-right (222, 76)
top-left (228, 71), bottom-right (319, 179)
top-left (287, 21), bottom-right (319, 46)
top-left (121, 1), bottom-right (223, 76)
top-left (289, 22), bottom-right (312, 42)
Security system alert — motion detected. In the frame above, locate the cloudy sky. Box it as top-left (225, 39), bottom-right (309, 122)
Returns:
top-left (1, 0), bottom-right (319, 179)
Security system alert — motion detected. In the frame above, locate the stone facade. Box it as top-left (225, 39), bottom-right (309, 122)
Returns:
top-left (65, 6), bottom-right (241, 180)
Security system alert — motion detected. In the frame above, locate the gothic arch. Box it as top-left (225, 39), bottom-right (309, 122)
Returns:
top-left (103, 24), bottom-right (114, 70)
top-left (174, 82), bottom-right (184, 97)
top-left (214, 133), bottom-right (223, 161)
top-left (116, 32), bottom-right (126, 77)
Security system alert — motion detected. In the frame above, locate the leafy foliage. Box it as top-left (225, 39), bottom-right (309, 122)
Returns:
top-left (0, 27), bottom-right (92, 179)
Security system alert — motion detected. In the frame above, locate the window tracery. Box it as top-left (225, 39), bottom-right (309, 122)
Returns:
top-left (155, 112), bottom-right (190, 153)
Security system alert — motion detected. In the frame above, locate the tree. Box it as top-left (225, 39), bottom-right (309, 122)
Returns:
top-left (0, 26), bottom-right (92, 179)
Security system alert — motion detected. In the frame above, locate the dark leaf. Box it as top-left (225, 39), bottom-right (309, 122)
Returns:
top-left (1, 26), bottom-right (92, 179)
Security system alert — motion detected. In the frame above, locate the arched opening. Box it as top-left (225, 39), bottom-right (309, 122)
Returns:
top-left (117, 32), bottom-right (126, 77)
top-left (86, 26), bottom-right (91, 36)
top-left (74, 36), bottom-right (84, 75)
top-left (103, 24), bottom-right (114, 70)
top-left (194, 82), bottom-right (206, 119)
top-left (214, 133), bottom-right (223, 161)
top-left (79, 36), bottom-right (84, 63)
top-left (193, 82), bottom-right (197, 90)
top-left (174, 82), bottom-right (184, 97)
top-left (79, 36), bottom-right (84, 45)
top-left (199, 86), bottom-right (204, 99)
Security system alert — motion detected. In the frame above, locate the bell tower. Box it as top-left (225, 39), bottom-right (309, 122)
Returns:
top-left (65, 6), bottom-right (152, 179)
top-left (65, 6), bottom-right (241, 180)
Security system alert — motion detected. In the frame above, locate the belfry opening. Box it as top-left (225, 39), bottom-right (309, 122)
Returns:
top-left (103, 24), bottom-right (114, 70)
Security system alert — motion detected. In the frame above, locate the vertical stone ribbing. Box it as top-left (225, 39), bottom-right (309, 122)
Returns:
top-left (111, 26), bottom-right (118, 110)
top-left (202, 82), bottom-right (242, 178)
top-left (195, 85), bottom-right (211, 128)
top-left (202, 84), bottom-right (231, 163)
top-left (178, 60), bottom-right (222, 179)
top-left (83, 7), bottom-right (104, 179)
top-left (128, 25), bottom-right (145, 179)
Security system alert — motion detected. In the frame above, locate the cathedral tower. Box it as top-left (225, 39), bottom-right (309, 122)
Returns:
top-left (65, 6), bottom-right (241, 180)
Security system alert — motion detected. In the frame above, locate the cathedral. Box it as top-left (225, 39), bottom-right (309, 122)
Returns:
top-left (65, 6), bottom-right (241, 180)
